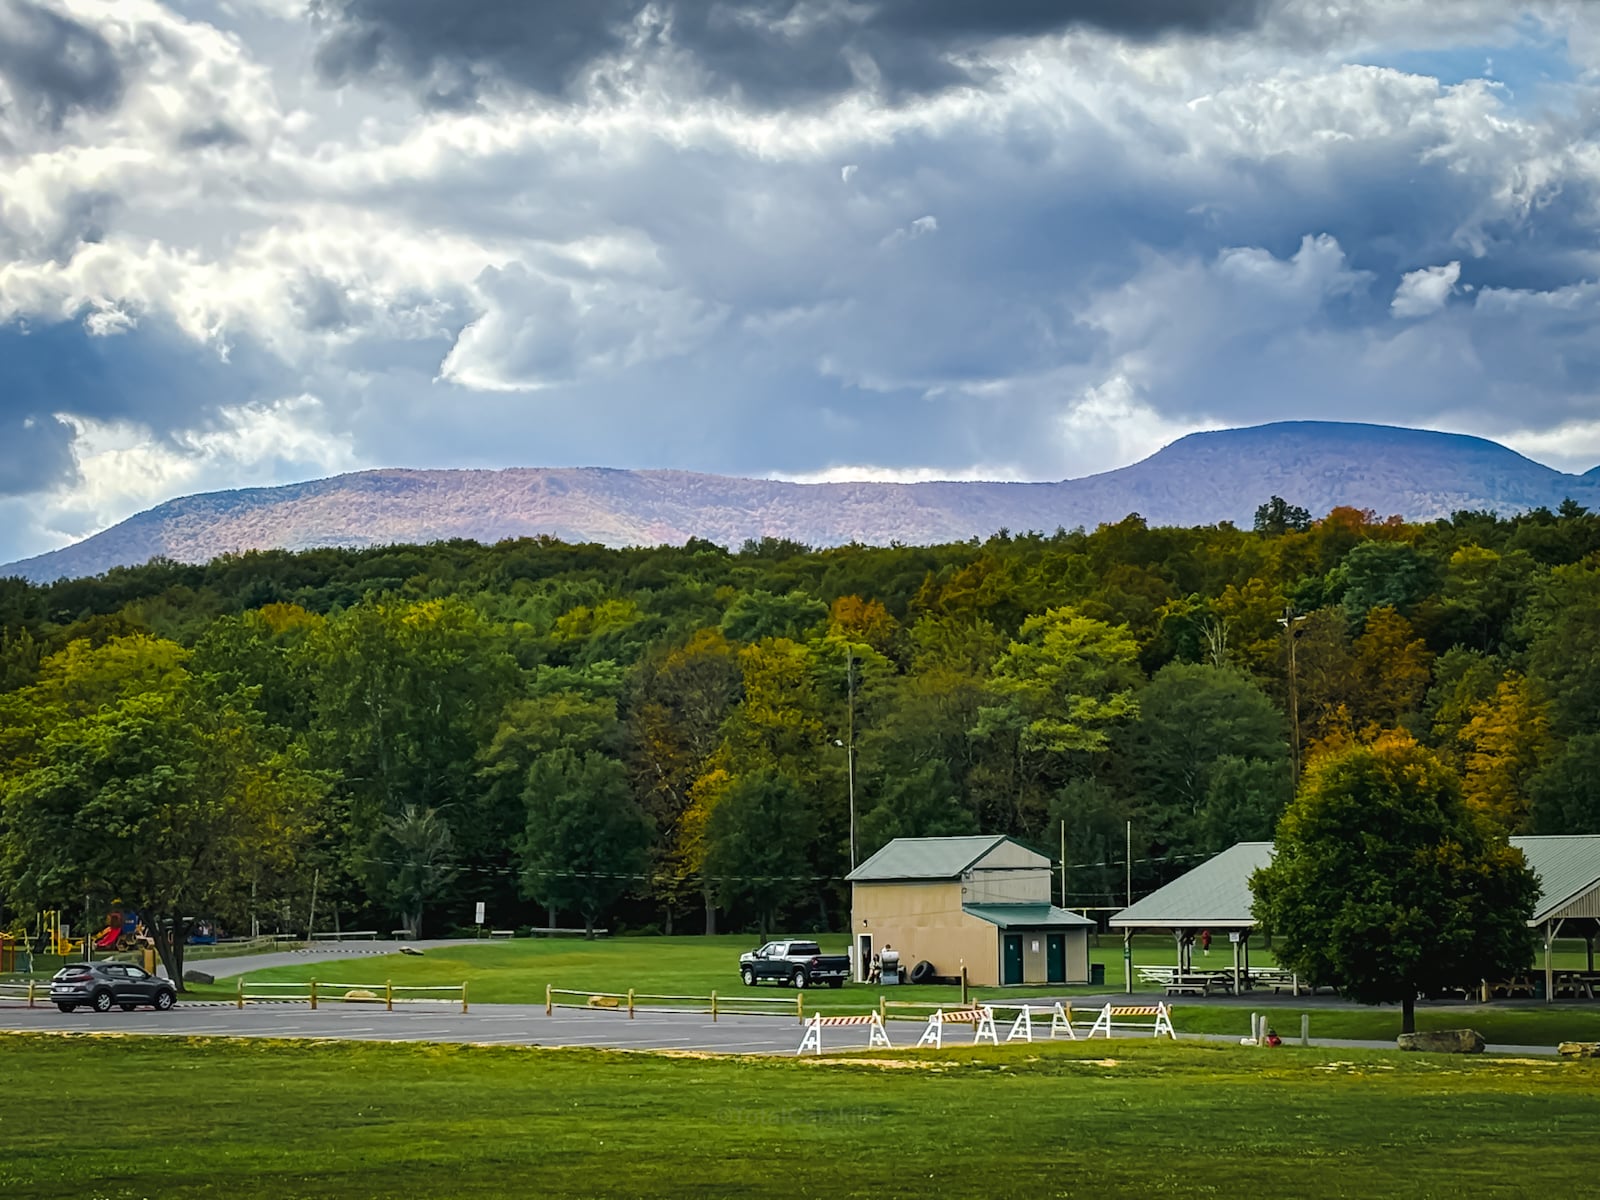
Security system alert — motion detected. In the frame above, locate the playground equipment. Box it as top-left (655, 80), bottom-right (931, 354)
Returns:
top-left (37, 911), bottom-right (81, 957)
top-left (0, 933), bottom-right (19, 973)
top-left (93, 904), bottom-right (155, 953)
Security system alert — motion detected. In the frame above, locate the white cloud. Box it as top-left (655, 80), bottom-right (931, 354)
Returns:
top-left (3, 0), bottom-right (1600, 563)
top-left (35, 394), bottom-right (359, 545)
top-left (1392, 261), bottom-right (1462, 317)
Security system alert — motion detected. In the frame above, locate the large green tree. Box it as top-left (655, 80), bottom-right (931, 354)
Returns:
top-left (1251, 734), bottom-right (1537, 1033)
top-left (0, 645), bottom-right (322, 985)
top-left (518, 749), bottom-right (653, 938)
top-left (702, 767), bottom-right (816, 938)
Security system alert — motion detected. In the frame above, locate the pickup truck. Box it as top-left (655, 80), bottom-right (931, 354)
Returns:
top-left (738, 941), bottom-right (850, 989)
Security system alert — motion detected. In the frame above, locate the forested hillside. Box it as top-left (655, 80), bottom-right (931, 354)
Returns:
top-left (3, 498), bottom-right (1599, 954)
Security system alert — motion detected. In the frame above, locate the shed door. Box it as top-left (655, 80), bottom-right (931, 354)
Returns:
top-left (1046, 934), bottom-right (1066, 984)
top-left (1003, 935), bottom-right (1024, 986)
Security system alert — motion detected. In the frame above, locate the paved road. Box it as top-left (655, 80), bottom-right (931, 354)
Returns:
top-left (0, 997), bottom-right (1555, 1057)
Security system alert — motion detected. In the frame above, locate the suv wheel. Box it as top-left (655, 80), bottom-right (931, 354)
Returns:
top-left (740, 966), bottom-right (756, 987)
top-left (56, 1003), bottom-right (75, 1013)
top-left (154, 990), bottom-right (175, 1012)
top-left (92, 990), bottom-right (114, 1013)
top-left (792, 968), bottom-right (808, 989)
top-left (120, 1003), bottom-right (138, 1012)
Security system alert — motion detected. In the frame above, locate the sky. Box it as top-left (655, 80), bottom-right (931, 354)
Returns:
top-left (3, 0), bottom-right (1600, 564)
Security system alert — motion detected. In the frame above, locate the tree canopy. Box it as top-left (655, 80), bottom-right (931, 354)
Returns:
top-left (1250, 734), bottom-right (1538, 1032)
top-left (1, 498), bottom-right (1597, 940)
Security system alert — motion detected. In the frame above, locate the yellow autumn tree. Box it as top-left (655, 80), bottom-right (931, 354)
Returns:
top-left (1458, 674), bottom-right (1553, 833)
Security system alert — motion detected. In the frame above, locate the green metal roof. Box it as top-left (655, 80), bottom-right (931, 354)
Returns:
top-left (846, 835), bottom-right (1010, 882)
top-left (1513, 836), bottom-right (1600, 924)
top-left (962, 903), bottom-right (1096, 930)
top-left (1109, 842), bottom-right (1274, 929)
top-left (1109, 837), bottom-right (1600, 930)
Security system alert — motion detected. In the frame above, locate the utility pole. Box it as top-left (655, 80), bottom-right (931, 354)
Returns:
top-left (846, 653), bottom-right (857, 871)
top-left (1278, 609), bottom-right (1306, 783)
top-left (1059, 820), bottom-right (1066, 908)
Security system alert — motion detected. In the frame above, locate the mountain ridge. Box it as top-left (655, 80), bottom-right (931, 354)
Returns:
top-left (8, 421), bottom-right (1598, 583)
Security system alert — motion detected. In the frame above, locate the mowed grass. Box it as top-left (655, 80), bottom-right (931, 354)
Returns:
top-left (192, 933), bottom-right (1280, 1005)
top-left (3, 1033), bottom-right (1597, 1199)
top-left (1169, 1002), bottom-right (1600, 1046)
top-left (188, 935), bottom-right (1600, 1044)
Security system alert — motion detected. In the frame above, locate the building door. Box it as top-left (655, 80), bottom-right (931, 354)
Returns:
top-left (1003, 935), bottom-right (1024, 986)
top-left (857, 934), bottom-right (873, 983)
top-left (1046, 934), bottom-right (1066, 984)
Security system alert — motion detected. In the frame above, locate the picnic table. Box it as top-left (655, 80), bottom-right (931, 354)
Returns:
top-left (1552, 971), bottom-right (1600, 1000)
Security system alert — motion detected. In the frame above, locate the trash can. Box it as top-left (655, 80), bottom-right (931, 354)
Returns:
top-left (1533, 976), bottom-right (1546, 1000)
top-left (1089, 962), bottom-right (1106, 987)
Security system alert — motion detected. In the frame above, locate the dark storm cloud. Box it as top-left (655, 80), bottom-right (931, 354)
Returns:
top-left (0, 0), bottom-right (126, 131)
top-left (310, 0), bottom-right (1267, 107)
top-left (0, 319), bottom-right (283, 497)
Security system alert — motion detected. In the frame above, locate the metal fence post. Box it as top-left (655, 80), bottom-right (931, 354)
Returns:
top-left (386, 979), bottom-right (393, 1012)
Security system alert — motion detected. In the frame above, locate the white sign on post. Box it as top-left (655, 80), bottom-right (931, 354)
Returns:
top-left (474, 901), bottom-right (485, 925)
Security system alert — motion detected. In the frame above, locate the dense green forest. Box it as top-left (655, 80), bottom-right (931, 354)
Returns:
top-left (3, 498), bottom-right (1599, 962)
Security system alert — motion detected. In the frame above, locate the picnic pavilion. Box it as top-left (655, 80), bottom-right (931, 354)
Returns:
top-left (1110, 835), bottom-right (1600, 1001)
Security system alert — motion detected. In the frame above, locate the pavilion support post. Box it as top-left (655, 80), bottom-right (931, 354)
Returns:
top-left (1231, 937), bottom-right (1241, 997)
top-left (1173, 930), bottom-right (1186, 974)
top-left (1587, 934), bottom-right (1594, 974)
top-left (1544, 920), bottom-right (1560, 1005)
top-left (1124, 930), bottom-right (1133, 996)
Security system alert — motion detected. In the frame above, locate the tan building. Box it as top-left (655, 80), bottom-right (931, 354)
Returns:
top-left (847, 835), bottom-right (1094, 987)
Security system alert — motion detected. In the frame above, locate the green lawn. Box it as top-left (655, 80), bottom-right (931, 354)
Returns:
top-left (194, 933), bottom-right (1267, 1005)
top-left (2, 1033), bottom-right (1596, 1198)
top-left (181, 934), bottom-right (1600, 1045)
top-left (1169, 1002), bottom-right (1600, 1046)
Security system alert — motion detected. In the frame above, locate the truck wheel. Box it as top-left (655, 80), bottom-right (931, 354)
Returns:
top-left (740, 966), bottom-right (756, 987)
top-left (827, 979), bottom-right (843, 989)
top-left (792, 968), bottom-right (808, 989)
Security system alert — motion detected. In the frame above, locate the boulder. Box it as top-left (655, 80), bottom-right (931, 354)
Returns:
top-left (182, 970), bottom-right (215, 986)
top-left (1396, 1029), bottom-right (1485, 1054)
top-left (1558, 1041), bottom-right (1600, 1058)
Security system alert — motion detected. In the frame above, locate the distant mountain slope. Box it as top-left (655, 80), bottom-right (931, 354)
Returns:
top-left (7, 421), bottom-right (1598, 583)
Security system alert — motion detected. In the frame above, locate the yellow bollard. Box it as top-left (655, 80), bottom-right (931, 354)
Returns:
top-left (628, 988), bottom-right (635, 1019)
top-left (797, 991), bottom-right (804, 1022)
top-left (462, 981), bottom-right (469, 1014)
top-left (545, 983), bottom-right (552, 1016)
top-left (386, 979), bottom-right (393, 1012)
top-left (310, 980), bottom-right (318, 1011)
top-left (236, 979), bottom-right (244, 1010)
top-left (879, 995), bottom-right (886, 1023)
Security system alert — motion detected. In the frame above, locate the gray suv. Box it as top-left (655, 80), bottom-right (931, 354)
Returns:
top-left (50, 963), bottom-right (177, 1013)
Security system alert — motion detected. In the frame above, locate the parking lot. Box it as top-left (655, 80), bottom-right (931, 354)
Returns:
top-left (0, 999), bottom-right (985, 1055)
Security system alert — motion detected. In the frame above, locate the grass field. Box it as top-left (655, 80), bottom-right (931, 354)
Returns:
top-left (193, 933), bottom-right (1277, 1004)
top-left (186, 934), bottom-right (1600, 1045)
top-left (3, 1033), bottom-right (1596, 1199)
